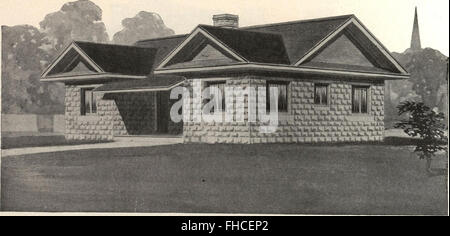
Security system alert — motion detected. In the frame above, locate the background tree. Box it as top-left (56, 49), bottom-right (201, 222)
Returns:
top-left (113, 11), bottom-right (174, 45)
top-left (1, 25), bottom-right (64, 114)
top-left (395, 101), bottom-right (447, 174)
top-left (387, 49), bottom-right (449, 127)
top-left (2, 0), bottom-right (110, 115)
top-left (39, 0), bottom-right (109, 51)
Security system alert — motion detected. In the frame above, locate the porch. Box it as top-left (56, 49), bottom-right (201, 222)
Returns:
top-left (94, 75), bottom-right (185, 138)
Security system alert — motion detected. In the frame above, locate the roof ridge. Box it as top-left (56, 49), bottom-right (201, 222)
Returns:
top-left (241, 14), bottom-right (355, 30)
top-left (135, 34), bottom-right (189, 43)
top-left (135, 15), bottom-right (354, 44)
top-left (197, 24), bottom-right (287, 39)
top-left (74, 41), bottom-right (156, 49)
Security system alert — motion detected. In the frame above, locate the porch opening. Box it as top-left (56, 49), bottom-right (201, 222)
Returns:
top-left (95, 75), bottom-right (186, 137)
top-left (103, 91), bottom-right (182, 136)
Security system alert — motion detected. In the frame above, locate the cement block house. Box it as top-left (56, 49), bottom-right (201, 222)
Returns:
top-left (41, 14), bottom-right (409, 143)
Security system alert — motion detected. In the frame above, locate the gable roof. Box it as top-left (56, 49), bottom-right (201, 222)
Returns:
top-left (154, 14), bottom-right (407, 76)
top-left (136, 15), bottom-right (354, 70)
top-left (134, 35), bottom-right (188, 68)
top-left (157, 25), bottom-right (291, 69)
top-left (300, 32), bottom-right (392, 73)
top-left (242, 14), bottom-right (354, 65)
top-left (42, 14), bottom-right (409, 84)
top-left (293, 17), bottom-right (407, 73)
top-left (94, 74), bottom-right (185, 93)
top-left (198, 25), bottom-right (291, 64)
top-left (41, 41), bottom-right (157, 79)
top-left (74, 41), bottom-right (157, 75)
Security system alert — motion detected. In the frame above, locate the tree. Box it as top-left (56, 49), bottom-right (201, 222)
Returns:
top-left (395, 101), bottom-right (447, 174)
top-left (2, 0), bottom-right (111, 115)
top-left (2, 1), bottom-right (178, 115)
top-left (386, 49), bottom-right (448, 127)
top-left (390, 49), bottom-right (448, 109)
top-left (1, 25), bottom-right (64, 114)
top-left (113, 11), bottom-right (174, 45)
top-left (39, 0), bottom-right (109, 51)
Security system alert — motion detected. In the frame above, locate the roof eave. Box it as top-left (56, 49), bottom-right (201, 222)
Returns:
top-left (40, 73), bottom-right (147, 83)
top-left (94, 81), bottom-right (186, 94)
top-left (154, 63), bottom-right (410, 80)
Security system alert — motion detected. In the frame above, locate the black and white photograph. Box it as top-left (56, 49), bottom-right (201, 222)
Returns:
top-left (0, 0), bottom-right (448, 219)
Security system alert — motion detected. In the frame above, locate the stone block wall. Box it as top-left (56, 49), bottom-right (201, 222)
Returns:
top-left (249, 77), bottom-right (384, 143)
top-left (183, 77), bottom-right (252, 143)
top-left (65, 85), bottom-right (183, 140)
top-left (65, 85), bottom-right (114, 140)
top-left (183, 75), bottom-right (385, 143)
top-left (65, 75), bottom-right (384, 143)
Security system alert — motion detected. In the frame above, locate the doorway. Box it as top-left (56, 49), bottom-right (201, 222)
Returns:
top-left (156, 91), bottom-right (169, 133)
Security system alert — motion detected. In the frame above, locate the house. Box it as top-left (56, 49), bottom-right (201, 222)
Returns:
top-left (41, 14), bottom-right (409, 143)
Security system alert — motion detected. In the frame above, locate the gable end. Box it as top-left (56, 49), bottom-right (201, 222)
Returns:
top-left (295, 17), bottom-right (408, 75)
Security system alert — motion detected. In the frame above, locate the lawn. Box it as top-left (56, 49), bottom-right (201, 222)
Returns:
top-left (1, 143), bottom-right (448, 214)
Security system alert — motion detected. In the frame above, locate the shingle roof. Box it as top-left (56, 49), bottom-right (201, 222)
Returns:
top-left (239, 15), bottom-right (353, 64)
top-left (74, 41), bottom-right (157, 75)
top-left (198, 25), bottom-right (291, 64)
top-left (134, 35), bottom-right (188, 68)
top-left (94, 74), bottom-right (185, 92)
top-left (133, 15), bottom-right (353, 67)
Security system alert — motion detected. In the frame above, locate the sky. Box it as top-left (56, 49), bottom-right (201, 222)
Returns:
top-left (1, 0), bottom-right (449, 56)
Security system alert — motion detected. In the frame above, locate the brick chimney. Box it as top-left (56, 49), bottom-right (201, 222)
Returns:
top-left (213, 14), bottom-right (239, 28)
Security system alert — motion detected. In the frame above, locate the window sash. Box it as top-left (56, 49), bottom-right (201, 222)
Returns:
top-left (314, 84), bottom-right (328, 105)
top-left (81, 88), bottom-right (97, 115)
top-left (352, 86), bottom-right (368, 113)
top-left (266, 81), bottom-right (288, 112)
top-left (205, 81), bottom-right (226, 112)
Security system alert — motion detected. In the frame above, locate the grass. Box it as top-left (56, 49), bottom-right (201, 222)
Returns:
top-left (1, 143), bottom-right (447, 214)
top-left (1, 135), bottom-right (111, 149)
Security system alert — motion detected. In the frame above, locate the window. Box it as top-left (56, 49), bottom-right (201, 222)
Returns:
top-left (314, 83), bottom-right (328, 105)
top-left (266, 81), bottom-right (289, 112)
top-left (204, 81), bottom-right (226, 112)
top-left (352, 86), bottom-right (369, 113)
top-left (81, 88), bottom-right (97, 115)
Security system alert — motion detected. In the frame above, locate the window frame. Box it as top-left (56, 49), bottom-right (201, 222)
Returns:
top-left (204, 80), bottom-right (226, 113)
top-left (80, 87), bottom-right (97, 116)
top-left (314, 83), bottom-right (329, 106)
top-left (266, 80), bottom-right (289, 113)
top-left (351, 85), bottom-right (370, 114)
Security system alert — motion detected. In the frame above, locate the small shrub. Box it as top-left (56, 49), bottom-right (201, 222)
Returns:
top-left (395, 101), bottom-right (447, 173)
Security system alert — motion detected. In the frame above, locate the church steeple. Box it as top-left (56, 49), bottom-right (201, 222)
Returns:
top-left (410, 7), bottom-right (422, 51)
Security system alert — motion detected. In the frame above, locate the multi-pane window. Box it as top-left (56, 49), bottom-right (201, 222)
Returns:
top-left (352, 86), bottom-right (369, 113)
top-left (314, 83), bottom-right (328, 105)
top-left (266, 81), bottom-right (289, 112)
top-left (81, 88), bottom-right (97, 115)
top-left (205, 81), bottom-right (226, 112)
